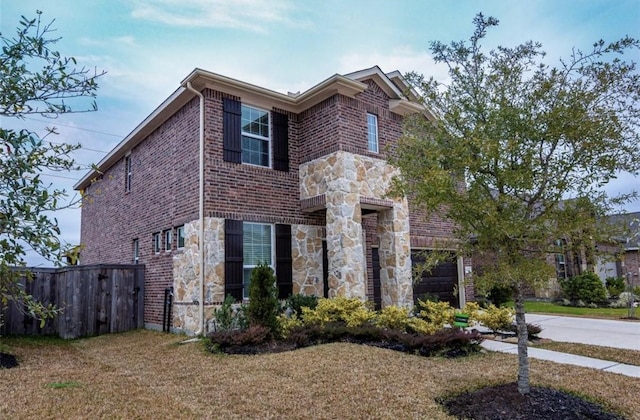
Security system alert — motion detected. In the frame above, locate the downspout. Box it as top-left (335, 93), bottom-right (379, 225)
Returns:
top-left (186, 81), bottom-right (205, 336)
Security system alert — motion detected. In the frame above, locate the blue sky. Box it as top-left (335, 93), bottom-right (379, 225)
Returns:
top-left (2, 0), bottom-right (639, 265)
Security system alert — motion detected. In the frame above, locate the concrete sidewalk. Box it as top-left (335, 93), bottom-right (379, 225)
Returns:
top-left (481, 340), bottom-right (640, 378)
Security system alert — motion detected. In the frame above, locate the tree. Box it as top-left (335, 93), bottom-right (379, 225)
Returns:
top-left (392, 14), bottom-right (640, 394)
top-left (0, 11), bottom-right (104, 325)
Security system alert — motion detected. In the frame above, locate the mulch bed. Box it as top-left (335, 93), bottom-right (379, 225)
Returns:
top-left (0, 352), bottom-right (19, 369)
top-left (440, 382), bottom-right (624, 420)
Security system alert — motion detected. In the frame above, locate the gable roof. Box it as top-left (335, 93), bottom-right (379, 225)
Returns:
top-left (74, 67), bottom-right (427, 190)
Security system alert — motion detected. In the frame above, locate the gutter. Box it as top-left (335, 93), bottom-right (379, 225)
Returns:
top-left (185, 81), bottom-right (205, 336)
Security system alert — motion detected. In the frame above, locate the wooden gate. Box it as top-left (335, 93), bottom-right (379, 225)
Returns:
top-left (1, 264), bottom-right (144, 339)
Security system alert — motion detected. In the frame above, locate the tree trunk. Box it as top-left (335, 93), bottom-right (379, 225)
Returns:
top-left (515, 284), bottom-right (530, 395)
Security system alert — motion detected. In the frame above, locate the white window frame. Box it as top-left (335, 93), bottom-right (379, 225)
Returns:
top-left (242, 222), bottom-right (275, 299)
top-left (241, 104), bottom-right (271, 168)
top-left (176, 225), bottom-right (185, 249)
top-left (133, 239), bottom-right (140, 264)
top-left (367, 113), bottom-right (378, 153)
top-left (164, 229), bottom-right (172, 252)
top-left (153, 232), bottom-right (161, 254)
top-left (125, 154), bottom-right (132, 192)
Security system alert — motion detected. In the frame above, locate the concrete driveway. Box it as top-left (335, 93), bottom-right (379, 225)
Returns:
top-left (525, 314), bottom-right (640, 351)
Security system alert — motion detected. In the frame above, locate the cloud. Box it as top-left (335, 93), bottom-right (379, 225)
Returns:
top-left (130, 0), bottom-right (299, 32)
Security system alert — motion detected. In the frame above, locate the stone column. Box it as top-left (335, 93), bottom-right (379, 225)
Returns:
top-left (377, 199), bottom-right (413, 308)
top-left (325, 190), bottom-right (366, 300)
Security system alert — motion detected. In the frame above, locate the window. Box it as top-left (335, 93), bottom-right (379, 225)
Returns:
top-left (242, 222), bottom-right (273, 298)
top-left (176, 225), bottom-right (185, 249)
top-left (164, 229), bottom-right (172, 252)
top-left (241, 105), bottom-right (270, 167)
top-left (367, 113), bottom-right (378, 153)
top-left (133, 239), bottom-right (140, 264)
top-left (125, 155), bottom-right (132, 192)
top-left (153, 232), bottom-right (161, 254)
top-left (554, 239), bottom-right (567, 279)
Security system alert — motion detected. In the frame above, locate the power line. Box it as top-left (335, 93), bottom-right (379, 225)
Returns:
top-left (24, 116), bottom-right (124, 138)
top-left (46, 140), bottom-right (109, 154)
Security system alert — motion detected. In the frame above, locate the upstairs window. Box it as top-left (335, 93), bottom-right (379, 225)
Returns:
top-left (133, 239), bottom-right (140, 264)
top-left (241, 105), bottom-right (270, 167)
top-left (176, 225), bottom-right (185, 249)
top-left (125, 155), bottom-right (132, 192)
top-left (164, 229), bottom-right (172, 252)
top-left (367, 113), bottom-right (378, 153)
top-left (153, 232), bottom-right (161, 254)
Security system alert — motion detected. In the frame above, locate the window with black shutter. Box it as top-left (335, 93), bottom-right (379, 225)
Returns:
top-left (275, 224), bottom-right (292, 299)
top-left (224, 219), bottom-right (244, 301)
top-left (272, 111), bottom-right (289, 172)
top-left (223, 98), bottom-right (242, 163)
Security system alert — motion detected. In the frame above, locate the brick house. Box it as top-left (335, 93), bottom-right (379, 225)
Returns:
top-left (75, 66), bottom-right (474, 334)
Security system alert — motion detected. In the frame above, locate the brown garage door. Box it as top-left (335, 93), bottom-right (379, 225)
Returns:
top-left (412, 250), bottom-right (459, 307)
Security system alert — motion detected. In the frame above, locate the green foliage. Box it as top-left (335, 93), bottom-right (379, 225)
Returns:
top-left (245, 263), bottom-right (280, 336)
top-left (415, 298), bottom-right (455, 327)
top-left (213, 294), bottom-right (247, 331)
top-left (487, 285), bottom-right (513, 307)
top-left (476, 304), bottom-right (515, 333)
top-left (1, 11), bottom-right (104, 325)
top-left (605, 277), bottom-right (625, 298)
top-left (301, 297), bottom-right (375, 328)
top-left (559, 272), bottom-right (608, 305)
top-left (285, 294), bottom-right (318, 318)
top-left (276, 312), bottom-right (302, 338)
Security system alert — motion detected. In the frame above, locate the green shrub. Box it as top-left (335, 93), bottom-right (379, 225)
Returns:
top-left (246, 263), bottom-right (281, 336)
top-left (285, 294), bottom-right (318, 317)
top-left (214, 294), bottom-right (246, 331)
top-left (375, 305), bottom-right (412, 331)
top-left (487, 285), bottom-right (513, 307)
top-left (415, 299), bottom-right (455, 327)
top-left (476, 304), bottom-right (514, 333)
top-left (605, 277), bottom-right (625, 298)
top-left (559, 272), bottom-right (608, 305)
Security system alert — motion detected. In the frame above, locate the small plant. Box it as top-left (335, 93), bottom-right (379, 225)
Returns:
top-left (285, 294), bottom-right (318, 317)
top-left (605, 277), bottom-right (625, 298)
top-left (276, 312), bottom-right (303, 337)
top-left (476, 304), bottom-right (514, 333)
top-left (208, 325), bottom-right (271, 353)
top-left (415, 298), bottom-right (455, 327)
top-left (375, 305), bottom-right (412, 331)
top-left (246, 263), bottom-right (281, 337)
top-left (214, 294), bottom-right (246, 331)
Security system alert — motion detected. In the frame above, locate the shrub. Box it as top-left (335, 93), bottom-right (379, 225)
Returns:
top-left (301, 297), bottom-right (375, 327)
top-left (610, 292), bottom-right (636, 308)
top-left (415, 299), bottom-right (455, 327)
top-left (476, 304), bottom-right (514, 333)
top-left (285, 294), bottom-right (318, 317)
top-left (208, 325), bottom-right (271, 352)
top-left (276, 313), bottom-right (303, 337)
top-left (506, 323), bottom-right (542, 339)
top-left (214, 294), bottom-right (246, 331)
top-left (605, 277), bottom-right (625, 298)
top-left (375, 305), bottom-right (412, 331)
top-left (559, 272), bottom-right (608, 305)
top-left (246, 263), bottom-right (281, 336)
top-left (461, 301), bottom-right (482, 326)
top-left (487, 285), bottom-right (513, 307)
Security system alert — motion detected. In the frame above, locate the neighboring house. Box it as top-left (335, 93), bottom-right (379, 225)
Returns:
top-left (596, 212), bottom-right (640, 284)
top-left (75, 66), bottom-right (473, 334)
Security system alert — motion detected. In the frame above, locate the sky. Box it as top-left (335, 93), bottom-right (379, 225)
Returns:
top-left (1, 0), bottom-right (639, 266)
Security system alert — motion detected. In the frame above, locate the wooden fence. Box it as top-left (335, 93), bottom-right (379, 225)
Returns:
top-left (1, 264), bottom-right (144, 339)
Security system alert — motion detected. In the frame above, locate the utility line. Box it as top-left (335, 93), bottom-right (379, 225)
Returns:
top-left (23, 116), bottom-right (124, 138)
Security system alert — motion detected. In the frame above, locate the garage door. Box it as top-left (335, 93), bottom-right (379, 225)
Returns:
top-left (412, 250), bottom-right (459, 307)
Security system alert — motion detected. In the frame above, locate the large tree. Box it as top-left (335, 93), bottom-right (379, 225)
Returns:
top-left (0, 11), bottom-right (104, 324)
top-left (392, 14), bottom-right (640, 394)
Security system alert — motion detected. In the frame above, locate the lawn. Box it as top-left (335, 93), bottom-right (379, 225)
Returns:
top-left (1, 330), bottom-right (638, 419)
top-left (512, 300), bottom-right (634, 319)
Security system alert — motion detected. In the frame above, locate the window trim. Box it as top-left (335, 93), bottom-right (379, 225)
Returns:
top-left (152, 232), bottom-right (161, 254)
top-left (176, 225), bottom-right (185, 249)
top-left (242, 222), bottom-right (275, 299)
top-left (241, 104), bottom-right (272, 168)
top-left (367, 113), bottom-right (379, 153)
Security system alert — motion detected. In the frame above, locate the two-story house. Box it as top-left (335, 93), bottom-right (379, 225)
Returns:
top-left (75, 66), bottom-right (474, 334)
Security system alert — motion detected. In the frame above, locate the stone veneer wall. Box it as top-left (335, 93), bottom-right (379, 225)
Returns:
top-left (300, 150), bottom-right (413, 307)
top-left (172, 217), bottom-right (225, 333)
top-left (292, 225), bottom-right (325, 296)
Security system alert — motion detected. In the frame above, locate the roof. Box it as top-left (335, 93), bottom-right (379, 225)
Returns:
top-left (74, 66), bottom-right (427, 191)
top-left (607, 211), bottom-right (640, 250)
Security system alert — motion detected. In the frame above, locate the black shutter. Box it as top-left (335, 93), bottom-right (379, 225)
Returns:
top-left (223, 98), bottom-right (242, 163)
top-left (275, 224), bottom-right (293, 299)
top-left (224, 219), bottom-right (243, 301)
top-left (272, 111), bottom-right (289, 172)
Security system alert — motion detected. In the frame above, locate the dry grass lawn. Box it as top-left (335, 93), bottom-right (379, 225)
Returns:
top-left (1, 330), bottom-right (639, 419)
top-left (534, 341), bottom-right (640, 367)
